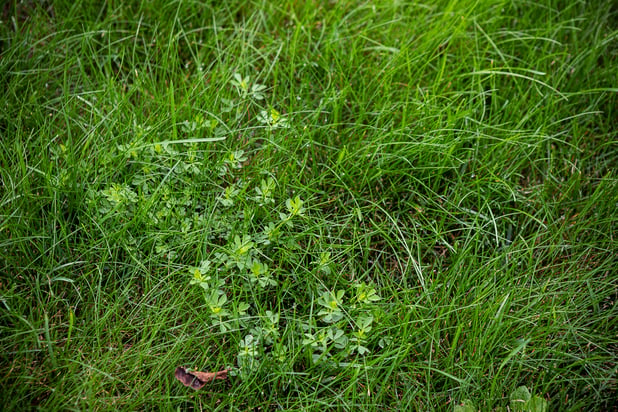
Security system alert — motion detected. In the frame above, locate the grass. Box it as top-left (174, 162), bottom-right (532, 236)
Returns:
top-left (1, 0), bottom-right (616, 410)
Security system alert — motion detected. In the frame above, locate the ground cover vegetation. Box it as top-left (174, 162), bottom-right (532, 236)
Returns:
top-left (1, 0), bottom-right (616, 410)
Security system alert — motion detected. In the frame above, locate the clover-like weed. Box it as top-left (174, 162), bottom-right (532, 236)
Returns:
top-left (113, 73), bottom-right (385, 379)
top-left (454, 386), bottom-right (548, 412)
top-left (231, 73), bottom-right (267, 101)
top-left (317, 290), bottom-right (346, 323)
top-left (257, 107), bottom-right (289, 130)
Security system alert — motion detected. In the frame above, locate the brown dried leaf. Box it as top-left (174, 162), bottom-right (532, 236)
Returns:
top-left (174, 366), bottom-right (229, 390)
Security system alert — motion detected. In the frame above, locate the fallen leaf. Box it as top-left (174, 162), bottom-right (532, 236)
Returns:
top-left (174, 366), bottom-right (229, 390)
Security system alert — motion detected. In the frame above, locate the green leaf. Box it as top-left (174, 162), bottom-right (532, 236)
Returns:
top-left (285, 196), bottom-right (305, 216)
top-left (510, 386), bottom-right (532, 411)
top-left (236, 302), bottom-right (250, 316)
top-left (528, 395), bottom-right (548, 412)
top-left (454, 399), bottom-right (476, 412)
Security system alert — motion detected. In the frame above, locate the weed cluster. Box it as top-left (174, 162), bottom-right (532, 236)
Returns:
top-left (86, 74), bottom-right (385, 382)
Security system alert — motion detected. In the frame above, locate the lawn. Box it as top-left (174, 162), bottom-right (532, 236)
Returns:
top-left (1, 1), bottom-right (616, 410)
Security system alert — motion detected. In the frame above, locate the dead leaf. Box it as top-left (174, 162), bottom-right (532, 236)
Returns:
top-left (174, 366), bottom-right (229, 390)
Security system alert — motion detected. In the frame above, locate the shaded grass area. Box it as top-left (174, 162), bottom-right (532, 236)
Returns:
top-left (1, 0), bottom-right (616, 410)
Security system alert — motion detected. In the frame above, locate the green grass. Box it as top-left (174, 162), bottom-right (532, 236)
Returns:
top-left (1, 1), bottom-right (616, 410)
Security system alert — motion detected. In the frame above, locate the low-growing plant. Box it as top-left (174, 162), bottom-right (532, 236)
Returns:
top-left (455, 386), bottom-right (548, 412)
top-left (184, 156), bottom-right (384, 375)
top-left (85, 72), bottom-right (386, 381)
